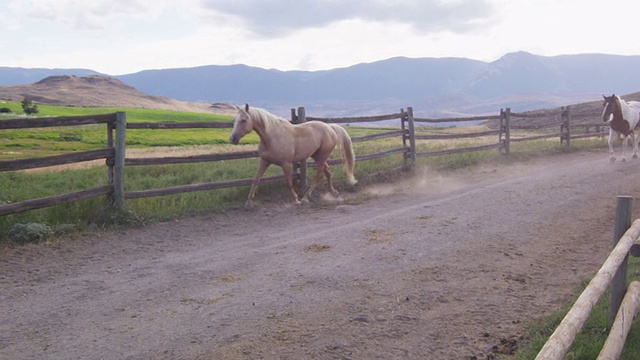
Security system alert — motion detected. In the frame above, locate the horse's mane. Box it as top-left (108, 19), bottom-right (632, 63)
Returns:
top-left (247, 107), bottom-right (289, 134)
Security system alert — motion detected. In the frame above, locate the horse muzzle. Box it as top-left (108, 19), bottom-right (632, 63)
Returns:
top-left (229, 135), bottom-right (239, 145)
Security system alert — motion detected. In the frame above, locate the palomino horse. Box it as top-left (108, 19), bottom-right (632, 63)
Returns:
top-left (229, 104), bottom-right (357, 208)
top-left (601, 94), bottom-right (640, 162)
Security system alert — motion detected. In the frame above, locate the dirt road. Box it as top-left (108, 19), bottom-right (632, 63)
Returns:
top-left (2, 149), bottom-right (640, 359)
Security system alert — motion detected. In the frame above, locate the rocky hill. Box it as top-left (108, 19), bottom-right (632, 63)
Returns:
top-left (0, 75), bottom-right (237, 115)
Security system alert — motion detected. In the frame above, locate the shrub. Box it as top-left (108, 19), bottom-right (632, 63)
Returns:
top-left (9, 223), bottom-right (52, 244)
top-left (21, 97), bottom-right (39, 115)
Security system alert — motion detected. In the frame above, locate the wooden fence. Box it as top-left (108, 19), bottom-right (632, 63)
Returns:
top-left (0, 113), bottom-right (125, 216)
top-left (0, 105), bottom-right (607, 217)
top-left (536, 196), bottom-right (640, 359)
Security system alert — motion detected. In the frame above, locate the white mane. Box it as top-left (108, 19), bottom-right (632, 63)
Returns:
top-left (247, 107), bottom-right (289, 133)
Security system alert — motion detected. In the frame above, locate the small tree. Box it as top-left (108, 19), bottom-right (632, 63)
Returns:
top-left (21, 97), bottom-right (39, 115)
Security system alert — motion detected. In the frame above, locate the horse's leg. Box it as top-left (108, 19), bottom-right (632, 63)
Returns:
top-left (301, 161), bottom-right (325, 202)
top-left (282, 162), bottom-right (301, 205)
top-left (622, 135), bottom-right (629, 162)
top-left (246, 159), bottom-right (269, 209)
top-left (324, 165), bottom-right (339, 196)
top-left (633, 133), bottom-right (639, 159)
top-left (609, 130), bottom-right (616, 162)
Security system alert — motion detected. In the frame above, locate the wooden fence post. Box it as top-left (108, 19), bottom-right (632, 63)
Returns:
top-left (610, 195), bottom-right (633, 326)
top-left (406, 107), bottom-right (417, 165)
top-left (401, 108), bottom-right (407, 149)
top-left (501, 108), bottom-right (511, 155)
top-left (113, 111), bottom-right (126, 211)
top-left (295, 107), bottom-right (308, 189)
top-left (107, 120), bottom-right (115, 185)
top-left (563, 106), bottom-right (572, 147)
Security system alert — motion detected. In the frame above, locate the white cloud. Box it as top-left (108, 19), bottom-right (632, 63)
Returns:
top-left (7, 0), bottom-right (184, 30)
top-left (1, 0), bottom-right (640, 75)
top-left (199, 0), bottom-right (496, 37)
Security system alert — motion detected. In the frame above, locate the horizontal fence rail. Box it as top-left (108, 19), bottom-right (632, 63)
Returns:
top-left (125, 174), bottom-right (296, 200)
top-left (0, 113), bottom-right (117, 129)
top-left (127, 122), bottom-right (233, 129)
top-left (0, 185), bottom-right (112, 216)
top-left (0, 149), bottom-right (114, 172)
top-left (411, 112), bottom-right (504, 157)
top-left (0, 104), bottom-right (610, 217)
top-left (306, 112), bottom-right (404, 124)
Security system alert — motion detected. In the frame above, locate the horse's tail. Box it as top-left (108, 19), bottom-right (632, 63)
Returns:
top-left (329, 124), bottom-right (358, 185)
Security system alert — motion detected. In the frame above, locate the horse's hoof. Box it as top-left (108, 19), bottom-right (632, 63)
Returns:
top-left (244, 201), bottom-right (254, 210)
top-left (300, 198), bottom-right (309, 204)
top-left (610, 157), bottom-right (616, 163)
top-left (633, 154), bottom-right (638, 159)
top-left (622, 157), bottom-right (627, 162)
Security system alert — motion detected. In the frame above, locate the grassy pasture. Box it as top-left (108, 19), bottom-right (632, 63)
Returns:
top-left (0, 101), bottom-right (241, 160)
top-left (0, 103), bottom-right (609, 236)
top-left (3, 102), bottom-right (637, 358)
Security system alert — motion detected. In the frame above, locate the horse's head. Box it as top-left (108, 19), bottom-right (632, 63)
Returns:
top-left (230, 103), bottom-right (253, 145)
top-left (602, 94), bottom-right (618, 123)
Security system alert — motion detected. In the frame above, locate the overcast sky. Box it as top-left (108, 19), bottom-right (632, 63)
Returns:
top-left (2, 0), bottom-right (639, 75)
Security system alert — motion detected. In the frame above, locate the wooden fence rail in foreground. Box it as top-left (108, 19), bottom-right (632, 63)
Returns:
top-left (0, 104), bottom-right (608, 217)
top-left (535, 196), bottom-right (640, 360)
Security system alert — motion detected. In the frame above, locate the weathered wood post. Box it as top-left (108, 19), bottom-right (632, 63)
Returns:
top-left (563, 106), bottom-right (572, 147)
top-left (500, 108), bottom-right (511, 155)
top-left (295, 107), bottom-right (308, 189)
top-left (406, 107), bottom-right (417, 165)
top-left (401, 108), bottom-right (406, 149)
top-left (107, 118), bottom-right (115, 185)
top-left (113, 111), bottom-right (126, 211)
top-left (610, 195), bottom-right (633, 326)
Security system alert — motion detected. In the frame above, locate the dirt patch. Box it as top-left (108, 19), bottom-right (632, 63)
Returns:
top-left (2, 149), bottom-right (640, 359)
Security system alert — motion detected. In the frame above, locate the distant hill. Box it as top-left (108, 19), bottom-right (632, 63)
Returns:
top-left (0, 67), bottom-right (102, 86)
top-left (113, 52), bottom-right (640, 117)
top-left (0, 75), bottom-right (237, 115)
top-left (3, 73), bottom-right (640, 130)
top-left (2, 52), bottom-right (640, 118)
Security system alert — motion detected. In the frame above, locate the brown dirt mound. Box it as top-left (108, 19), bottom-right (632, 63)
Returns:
top-left (0, 75), bottom-right (237, 115)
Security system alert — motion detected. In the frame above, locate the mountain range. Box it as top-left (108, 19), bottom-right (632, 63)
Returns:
top-left (2, 51), bottom-right (640, 118)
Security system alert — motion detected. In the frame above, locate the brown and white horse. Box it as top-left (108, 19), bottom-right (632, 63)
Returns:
top-left (230, 104), bottom-right (357, 208)
top-left (601, 94), bottom-right (640, 162)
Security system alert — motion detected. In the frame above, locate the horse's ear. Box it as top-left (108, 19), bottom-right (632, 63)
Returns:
top-left (244, 103), bottom-right (250, 112)
top-left (603, 94), bottom-right (607, 100)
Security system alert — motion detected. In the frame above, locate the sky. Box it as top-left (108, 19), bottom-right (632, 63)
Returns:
top-left (2, 0), bottom-right (639, 76)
